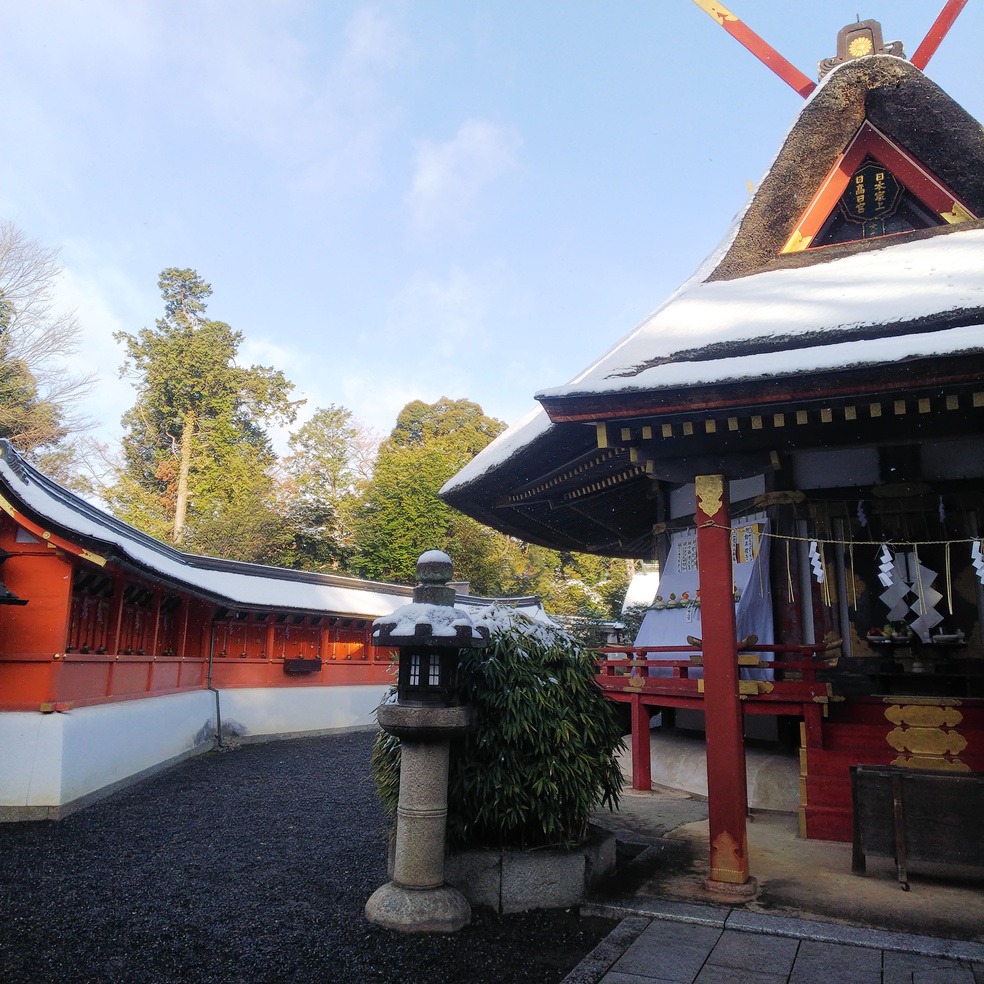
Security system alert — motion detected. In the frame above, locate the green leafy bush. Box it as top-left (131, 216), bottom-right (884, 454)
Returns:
top-left (371, 605), bottom-right (624, 849)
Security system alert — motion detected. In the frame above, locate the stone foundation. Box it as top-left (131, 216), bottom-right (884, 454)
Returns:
top-left (443, 827), bottom-right (616, 914)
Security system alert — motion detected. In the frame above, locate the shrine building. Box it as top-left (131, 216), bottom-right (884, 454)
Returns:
top-left (441, 26), bottom-right (984, 887)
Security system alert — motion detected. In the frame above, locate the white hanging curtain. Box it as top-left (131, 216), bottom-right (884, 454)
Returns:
top-left (635, 513), bottom-right (774, 680)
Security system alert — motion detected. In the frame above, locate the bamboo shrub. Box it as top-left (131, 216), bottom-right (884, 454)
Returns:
top-left (371, 605), bottom-right (624, 849)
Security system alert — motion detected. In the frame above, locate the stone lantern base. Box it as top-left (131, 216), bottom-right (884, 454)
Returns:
top-left (366, 703), bottom-right (477, 934)
top-left (365, 882), bottom-right (471, 934)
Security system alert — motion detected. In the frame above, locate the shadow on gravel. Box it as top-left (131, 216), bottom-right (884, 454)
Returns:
top-left (0, 731), bottom-right (614, 984)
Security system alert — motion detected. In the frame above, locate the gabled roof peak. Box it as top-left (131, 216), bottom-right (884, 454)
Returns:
top-left (705, 55), bottom-right (984, 283)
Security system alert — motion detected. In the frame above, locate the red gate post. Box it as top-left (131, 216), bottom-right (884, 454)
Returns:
top-left (695, 474), bottom-right (755, 892)
top-left (630, 692), bottom-right (652, 791)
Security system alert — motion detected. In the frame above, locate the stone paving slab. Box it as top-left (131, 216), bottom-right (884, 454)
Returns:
top-left (704, 929), bottom-right (798, 976)
top-left (882, 951), bottom-right (979, 984)
top-left (566, 907), bottom-right (984, 984)
top-left (693, 966), bottom-right (786, 984)
top-left (609, 921), bottom-right (722, 982)
top-left (583, 895), bottom-right (984, 962)
top-left (788, 940), bottom-right (881, 984)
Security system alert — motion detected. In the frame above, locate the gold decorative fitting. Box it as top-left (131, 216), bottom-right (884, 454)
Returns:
top-left (940, 202), bottom-right (973, 224)
top-left (847, 36), bottom-right (874, 57)
top-left (886, 726), bottom-right (967, 757)
top-left (781, 229), bottom-right (812, 254)
top-left (695, 474), bottom-right (724, 517)
top-left (885, 704), bottom-right (962, 729)
top-left (890, 755), bottom-right (971, 772)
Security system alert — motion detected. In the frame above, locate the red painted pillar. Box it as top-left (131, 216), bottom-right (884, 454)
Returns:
top-left (630, 694), bottom-right (652, 791)
top-left (695, 474), bottom-right (752, 888)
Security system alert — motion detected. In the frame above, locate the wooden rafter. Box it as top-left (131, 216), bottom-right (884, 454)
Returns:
top-left (692, 1), bottom-right (969, 97)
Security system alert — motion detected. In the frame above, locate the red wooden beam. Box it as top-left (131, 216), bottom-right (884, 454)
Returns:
top-left (911, 0), bottom-right (969, 70)
top-left (691, 0), bottom-right (816, 98)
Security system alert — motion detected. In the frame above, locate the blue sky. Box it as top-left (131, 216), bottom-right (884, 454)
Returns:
top-left (2, 1), bottom-right (981, 453)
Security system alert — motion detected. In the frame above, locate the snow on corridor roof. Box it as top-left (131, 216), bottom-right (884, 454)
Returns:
top-left (0, 441), bottom-right (412, 618)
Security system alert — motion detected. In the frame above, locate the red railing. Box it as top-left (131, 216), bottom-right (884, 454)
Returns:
top-left (593, 641), bottom-right (835, 790)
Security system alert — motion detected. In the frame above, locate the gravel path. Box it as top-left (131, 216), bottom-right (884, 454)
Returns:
top-left (0, 730), bottom-right (614, 984)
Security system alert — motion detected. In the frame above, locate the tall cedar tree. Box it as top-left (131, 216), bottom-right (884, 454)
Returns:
top-left (112, 269), bottom-right (301, 555)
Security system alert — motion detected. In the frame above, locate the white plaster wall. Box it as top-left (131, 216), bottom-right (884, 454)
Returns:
top-left (0, 685), bottom-right (388, 813)
top-left (59, 691), bottom-right (215, 805)
top-left (0, 691), bottom-right (214, 809)
top-left (217, 685), bottom-right (388, 737)
top-left (618, 730), bottom-right (800, 813)
top-left (0, 710), bottom-right (65, 807)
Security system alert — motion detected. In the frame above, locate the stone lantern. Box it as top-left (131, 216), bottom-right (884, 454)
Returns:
top-left (365, 550), bottom-right (488, 933)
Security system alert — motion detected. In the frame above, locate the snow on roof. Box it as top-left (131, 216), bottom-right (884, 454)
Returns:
top-left (440, 404), bottom-right (550, 496)
top-left (0, 443), bottom-right (411, 618)
top-left (444, 228), bottom-right (984, 497)
top-left (372, 602), bottom-right (486, 644)
top-left (540, 229), bottom-right (984, 401)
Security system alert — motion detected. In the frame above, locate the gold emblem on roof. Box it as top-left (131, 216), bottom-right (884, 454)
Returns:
top-left (848, 36), bottom-right (874, 57)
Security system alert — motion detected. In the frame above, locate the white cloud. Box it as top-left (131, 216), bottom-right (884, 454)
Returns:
top-left (0, 1), bottom-right (410, 206)
top-left (407, 119), bottom-right (522, 237)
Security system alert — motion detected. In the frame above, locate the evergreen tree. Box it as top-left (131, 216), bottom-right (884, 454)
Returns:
top-left (354, 396), bottom-right (633, 610)
top-left (353, 397), bottom-right (506, 587)
top-left (111, 268), bottom-right (301, 557)
top-left (279, 404), bottom-right (372, 570)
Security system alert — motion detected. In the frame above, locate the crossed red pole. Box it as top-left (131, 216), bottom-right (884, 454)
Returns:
top-left (690, 0), bottom-right (969, 98)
